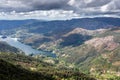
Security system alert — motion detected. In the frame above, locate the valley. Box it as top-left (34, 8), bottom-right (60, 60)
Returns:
top-left (0, 17), bottom-right (120, 80)
top-left (1, 0), bottom-right (120, 80)
top-left (0, 35), bottom-right (56, 57)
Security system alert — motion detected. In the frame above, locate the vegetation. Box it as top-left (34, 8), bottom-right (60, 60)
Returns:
top-left (0, 59), bottom-right (54, 80)
top-left (31, 28), bottom-right (120, 80)
top-left (0, 19), bottom-right (120, 80)
top-left (0, 52), bottom-right (95, 80)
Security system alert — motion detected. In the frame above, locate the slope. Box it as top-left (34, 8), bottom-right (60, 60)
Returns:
top-left (0, 59), bottom-right (54, 80)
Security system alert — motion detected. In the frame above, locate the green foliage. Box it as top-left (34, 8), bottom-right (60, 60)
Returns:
top-left (108, 76), bottom-right (120, 80)
top-left (0, 52), bottom-right (96, 80)
top-left (0, 59), bottom-right (54, 80)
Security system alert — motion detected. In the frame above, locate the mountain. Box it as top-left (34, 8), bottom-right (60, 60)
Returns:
top-left (30, 27), bottom-right (120, 79)
top-left (1, 17), bottom-right (120, 80)
top-left (0, 19), bottom-right (40, 30)
top-left (1, 17), bottom-right (120, 35)
top-left (8, 25), bottom-right (119, 79)
top-left (1, 17), bottom-right (119, 47)
top-left (63, 28), bottom-right (107, 36)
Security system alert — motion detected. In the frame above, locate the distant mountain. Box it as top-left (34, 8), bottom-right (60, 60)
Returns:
top-left (1, 17), bottom-right (120, 34)
top-left (0, 19), bottom-right (41, 30)
top-left (15, 17), bottom-right (120, 36)
top-left (1, 17), bottom-right (120, 47)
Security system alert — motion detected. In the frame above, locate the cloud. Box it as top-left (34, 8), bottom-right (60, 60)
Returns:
top-left (67, 0), bottom-right (120, 17)
top-left (0, 0), bottom-right (71, 12)
top-left (0, 0), bottom-right (120, 20)
top-left (0, 10), bottom-right (80, 20)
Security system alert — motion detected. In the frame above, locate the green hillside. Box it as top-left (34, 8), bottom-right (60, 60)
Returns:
top-left (0, 52), bottom-right (95, 80)
top-left (0, 59), bottom-right (54, 80)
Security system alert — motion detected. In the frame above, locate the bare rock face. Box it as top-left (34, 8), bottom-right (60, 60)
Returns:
top-left (85, 36), bottom-right (119, 51)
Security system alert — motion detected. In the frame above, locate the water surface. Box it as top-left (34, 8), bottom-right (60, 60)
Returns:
top-left (0, 36), bottom-right (56, 57)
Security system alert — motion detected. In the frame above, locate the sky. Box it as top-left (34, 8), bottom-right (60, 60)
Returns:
top-left (0, 0), bottom-right (120, 20)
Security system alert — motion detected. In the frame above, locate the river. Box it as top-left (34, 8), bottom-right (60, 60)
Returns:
top-left (0, 35), bottom-right (56, 57)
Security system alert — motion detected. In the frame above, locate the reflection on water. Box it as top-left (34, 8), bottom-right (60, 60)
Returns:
top-left (0, 35), bottom-right (56, 57)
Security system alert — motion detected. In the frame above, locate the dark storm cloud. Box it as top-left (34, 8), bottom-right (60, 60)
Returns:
top-left (0, 0), bottom-right (120, 19)
top-left (29, 0), bottom-right (71, 10)
top-left (0, 0), bottom-right (71, 12)
top-left (0, 0), bottom-right (120, 13)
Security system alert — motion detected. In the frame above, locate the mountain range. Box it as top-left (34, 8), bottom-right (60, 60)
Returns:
top-left (0, 17), bottom-right (120, 80)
